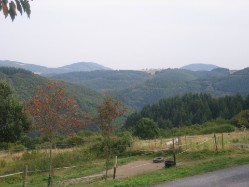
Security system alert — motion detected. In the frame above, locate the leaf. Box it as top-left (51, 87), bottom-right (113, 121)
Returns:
top-left (15, 0), bottom-right (22, 15)
top-left (24, 0), bottom-right (30, 17)
top-left (2, 1), bottom-right (8, 18)
top-left (20, 0), bottom-right (25, 12)
top-left (9, 1), bottom-right (17, 21)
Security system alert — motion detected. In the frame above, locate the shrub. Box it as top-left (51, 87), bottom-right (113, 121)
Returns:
top-left (92, 131), bottom-right (133, 157)
top-left (19, 135), bottom-right (39, 149)
top-left (133, 118), bottom-right (160, 139)
top-left (200, 124), bottom-right (235, 134)
top-left (8, 144), bottom-right (26, 153)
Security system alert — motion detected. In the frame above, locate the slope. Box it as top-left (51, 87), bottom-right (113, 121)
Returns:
top-left (0, 67), bottom-right (103, 113)
top-left (46, 67), bottom-right (249, 110)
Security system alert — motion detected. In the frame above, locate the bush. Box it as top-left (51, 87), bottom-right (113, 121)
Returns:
top-left (133, 118), bottom-right (160, 139)
top-left (8, 144), bottom-right (26, 153)
top-left (200, 124), bottom-right (235, 134)
top-left (161, 119), bottom-right (235, 137)
top-left (19, 135), bottom-right (39, 149)
top-left (92, 131), bottom-right (133, 157)
top-left (0, 142), bottom-right (8, 150)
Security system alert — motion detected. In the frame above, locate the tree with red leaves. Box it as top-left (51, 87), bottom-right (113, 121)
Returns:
top-left (96, 95), bottom-right (126, 180)
top-left (25, 80), bottom-right (82, 187)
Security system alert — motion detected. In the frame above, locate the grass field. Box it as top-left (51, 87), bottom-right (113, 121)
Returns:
top-left (0, 131), bottom-right (249, 187)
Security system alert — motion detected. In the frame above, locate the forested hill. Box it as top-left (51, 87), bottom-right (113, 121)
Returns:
top-left (50, 67), bottom-right (249, 109)
top-left (0, 67), bottom-right (103, 113)
top-left (124, 93), bottom-right (249, 130)
top-left (48, 70), bottom-right (152, 92)
top-left (0, 60), bottom-right (111, 75)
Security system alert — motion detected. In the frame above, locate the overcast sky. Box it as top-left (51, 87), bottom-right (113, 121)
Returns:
top-left (1, 0), bottom-right (249, 70)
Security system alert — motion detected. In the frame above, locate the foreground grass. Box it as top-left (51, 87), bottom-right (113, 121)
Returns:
top-left (1, 131), bottom-right (249, 187)
top-left (0, 155), bottom-right (143, 187)
top-left (82, 150), bottom-right (249, 187)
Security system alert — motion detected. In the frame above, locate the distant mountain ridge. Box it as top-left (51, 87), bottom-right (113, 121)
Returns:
top-left (50, 67), bottom-right (249, 109)
top-left (0, 60), bottom-right (111, 74)
top-left (181, 63), bottom-right (221, 71)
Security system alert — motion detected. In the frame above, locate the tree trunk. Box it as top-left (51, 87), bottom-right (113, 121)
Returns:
top-left (105, 129), bottom-right (110, 180)
top-left (48, 140), bottom-right (53, 187)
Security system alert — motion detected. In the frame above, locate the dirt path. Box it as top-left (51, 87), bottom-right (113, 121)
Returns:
top-left (60, 160), bottom-right (165, 186)
top-left (113, 160), bottom-right (164, 179)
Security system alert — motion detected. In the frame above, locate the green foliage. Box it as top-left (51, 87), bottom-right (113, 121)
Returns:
top-left (125, 93), bottom-right (248, 130)
top-left (200, 123), bottom-right (235, 134)
top-left (50, 67), bottom-right (249, 110)
top-left (0, 67), bottom-right (32, 76)
top-left (232, 109), bottom-right (249, 128)
top-left (161, 120), bottom-right (235, 137)
top-left (0, 0), bottom-right (31, 21)
top-left (0, 80), bottom-right (31, 143)
top-left (0, 67), bottom-right (103, 116)
top-left (18, 135), bottom-right (39, 149)
top-left (50, 70), bottom-right (152, 93)
top-left (133, 118), bottom-right (160, 139)
top-left (0, 142), bottom-right (8, 149)
top-left (92, 131), bottom-right (133, 157)
top-left (0, 79), bottom-right (12, 98)
top-left (8, 143), bottom-right (26, 152)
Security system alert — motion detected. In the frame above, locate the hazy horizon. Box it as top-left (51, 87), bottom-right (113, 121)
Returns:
top-left (1, 0), bottom-right (249, 70)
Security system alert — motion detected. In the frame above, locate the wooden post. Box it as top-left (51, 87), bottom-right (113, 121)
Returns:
top-left (214, 133), bottom-right (218, 152)
top-left (160, 138), bottom-right (163, 149)
top-left (222, 133), bottom-right (224, 150)
top-left (113, 156), bottom-right (117, 179)
top-left (178, 136), bottom-right (181, 150)
top-left (172, 138), bottom-right (176, 164)
top-left (23, 165), bottom-right (28, 187)
top-left (185, 136), bottom-right (187, 150)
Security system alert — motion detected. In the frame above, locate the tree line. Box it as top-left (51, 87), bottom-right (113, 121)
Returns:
top-left (124, 93), bottom-right (249, 130)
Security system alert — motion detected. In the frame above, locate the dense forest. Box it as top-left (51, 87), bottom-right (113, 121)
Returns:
top-left (124, 93), bottom-right (249, 130)
top-left (49, 70), bottom-right (152, 92)
top-left (0, 67), bottom-right (103, 113)
top-left (50, 67), bottom-right (249, 109)
top-left (1, 66), bottom-right (249, 133)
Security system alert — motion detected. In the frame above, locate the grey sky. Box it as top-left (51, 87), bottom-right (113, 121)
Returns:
top-left (1, 0), bottom-right (249, 70)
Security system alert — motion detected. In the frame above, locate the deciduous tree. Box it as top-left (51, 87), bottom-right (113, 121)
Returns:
top-left (133, 118), bottom-right (160, 139)
top-left (25, 80), bottom-right (82, 187)
top-left (96, 95), bottom-right (125, 180)
top-left (0, 80), bottom-right (30, 142)
top-left (232, 110), bottom-right (249, 128)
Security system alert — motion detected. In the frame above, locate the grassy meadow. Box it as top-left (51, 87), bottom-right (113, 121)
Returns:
top-left (0, 130), bottom-right (249, 186)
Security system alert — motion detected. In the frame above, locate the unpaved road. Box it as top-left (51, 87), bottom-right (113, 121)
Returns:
top-left (114, 160), bottom-right (164, 179)
top-left (60, 160), bottom-right (165, 186)
top-left (154, 164), bottom-right (249, 187)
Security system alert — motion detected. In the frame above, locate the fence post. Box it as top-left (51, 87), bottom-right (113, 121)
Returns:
top-left (160, 138), bottom-right (163, 149)
top-left (222, 133), bottom-right (224, 150)
top-left (172, 138), bottom-right (176, 164)
top-left (214, 133), bottom-right (218, 152)
top-left (178, 136), bottom-right (181, 149)
top-left (22, 165), bottom-right (28, 187)
top-left (185, 136), bottom-right (187, 150)
top-left (113, 156), bottom-right (117, 179)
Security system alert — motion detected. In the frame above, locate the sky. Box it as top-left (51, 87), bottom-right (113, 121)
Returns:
top-left (1, 0), bottom-right (249, 70)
